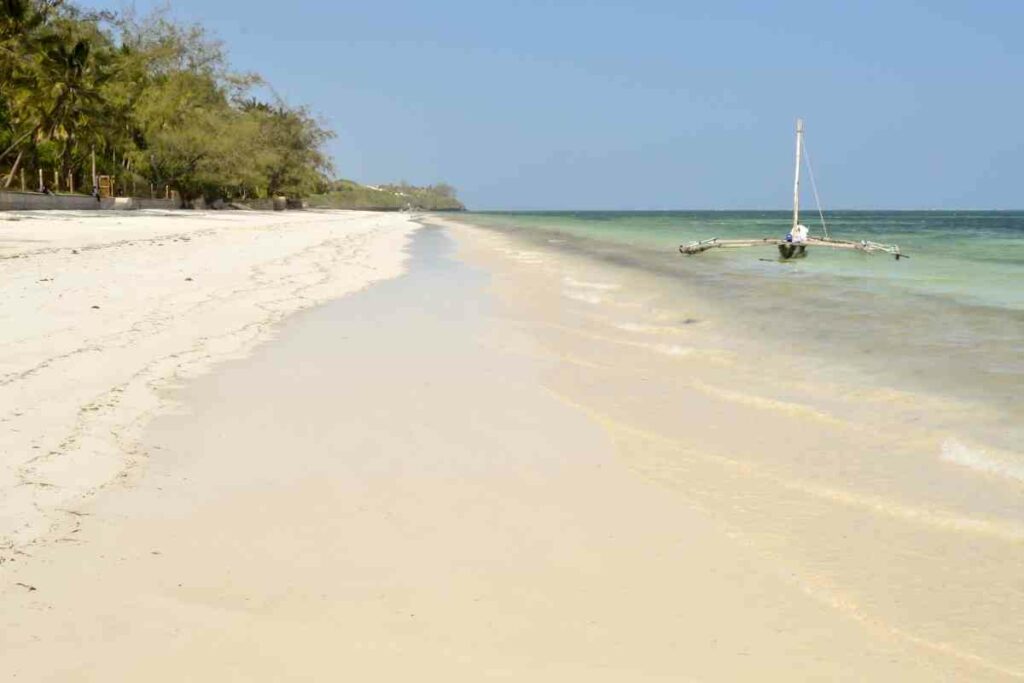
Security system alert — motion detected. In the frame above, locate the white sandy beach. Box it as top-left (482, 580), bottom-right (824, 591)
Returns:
top-left (0, 209), bottom-right (417, 556)
top-left (1, 211), bottom-right (1021, 681)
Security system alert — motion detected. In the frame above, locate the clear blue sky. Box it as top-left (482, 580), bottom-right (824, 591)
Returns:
top-left (98, 1), bottom-right (1023, 210)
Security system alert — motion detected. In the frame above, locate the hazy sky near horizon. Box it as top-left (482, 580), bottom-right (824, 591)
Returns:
top-left (99, 1), bottom-right (1023, 209)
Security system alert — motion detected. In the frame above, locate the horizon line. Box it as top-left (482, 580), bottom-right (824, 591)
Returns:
top-left (463, 207), bottom-right (1024, 213)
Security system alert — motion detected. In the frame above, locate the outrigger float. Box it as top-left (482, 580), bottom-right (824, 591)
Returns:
top-left (680, 235), bottom-right (905, 259)
top-left (680, 119), bottom-right (906, 261)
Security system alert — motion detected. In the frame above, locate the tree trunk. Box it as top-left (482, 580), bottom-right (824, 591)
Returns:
top-left (0, 127), bottom-right (35, 165)
top-left (4, 149), bottom-right (24, 188)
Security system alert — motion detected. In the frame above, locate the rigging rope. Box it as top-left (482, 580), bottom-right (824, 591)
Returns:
top-left (802, 143), bottom-right (830, 239)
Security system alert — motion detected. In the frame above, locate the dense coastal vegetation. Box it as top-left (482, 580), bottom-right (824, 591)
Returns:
top-left (0, 0), bottom-right (460, 208)
top-left (0, 0), bottom-right (331, 201)
top-left (308, 180), bottom-right (464, 211)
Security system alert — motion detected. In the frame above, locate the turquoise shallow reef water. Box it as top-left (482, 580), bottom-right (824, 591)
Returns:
top-left (454, 210), bottom-right (1024, 465)
top-left (464, 211), bottom-right (1024, 309)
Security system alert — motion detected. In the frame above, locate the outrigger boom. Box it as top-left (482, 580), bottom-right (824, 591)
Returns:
top-left (680, 236), bottom-right (906, 259)
top-left (679, 119), bottom-right (906, 261)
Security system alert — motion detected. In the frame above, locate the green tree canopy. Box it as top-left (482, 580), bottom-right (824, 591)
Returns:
top-left (0, 1), bottom-right (334, 199)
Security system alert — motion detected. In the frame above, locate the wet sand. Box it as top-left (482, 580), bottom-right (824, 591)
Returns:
top-left (436, 216), bottom-right (1024, 680)
top-left (2, 223), bottom-right (1013, 680)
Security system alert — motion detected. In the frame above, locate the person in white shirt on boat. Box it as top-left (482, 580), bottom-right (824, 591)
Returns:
top-left (788, 223), bottom-right (809, 244)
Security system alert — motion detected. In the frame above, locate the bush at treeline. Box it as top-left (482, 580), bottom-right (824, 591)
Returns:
top-left (0, 0), bottom-right (333, 200)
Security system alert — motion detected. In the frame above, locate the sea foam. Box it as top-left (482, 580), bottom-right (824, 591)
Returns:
top-left (647, 343), bottom-right (694, 357)
top-left (563, 277), bottom-right (620, 291)
top-left (940, 439), bottom-right (1024, 484)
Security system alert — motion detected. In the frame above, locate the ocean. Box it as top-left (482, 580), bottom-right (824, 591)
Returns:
top-left (453, 210), bottom-right (1024, 476)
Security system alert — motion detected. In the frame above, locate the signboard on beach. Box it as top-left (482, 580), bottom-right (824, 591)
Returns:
top-left (98, 175), bottom-right (115, 198)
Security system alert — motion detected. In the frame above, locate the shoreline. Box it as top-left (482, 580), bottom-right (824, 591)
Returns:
top-left (0, 209), bottom-right (419, 559)
top-left (1, 213), bottom-right (1020, 679)
top-left (0, 223), bottom-right (969, 681)
top-left (445, 210), bottom-right (1024, 461)
top-left (429, 214), bottom-right (1024, 678)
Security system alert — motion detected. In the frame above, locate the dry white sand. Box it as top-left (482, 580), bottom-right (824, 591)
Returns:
top-left (0, 209), bottom-right (418, 557)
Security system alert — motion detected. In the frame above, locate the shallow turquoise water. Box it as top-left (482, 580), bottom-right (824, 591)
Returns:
top-left (455, 210), bottom-right (1024, 454)
top-left (463, 211), bottom-right (1024, 310)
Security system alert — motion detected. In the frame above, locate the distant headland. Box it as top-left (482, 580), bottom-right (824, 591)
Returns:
top-left (309, 180), bottom-right (466, 212)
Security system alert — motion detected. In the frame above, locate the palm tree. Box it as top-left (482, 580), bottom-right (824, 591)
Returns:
top-left (0, 0), bottom-right (43, 184)
top-left (0, 0), bottom-right (42, 53)
top-left (2, 33), bottom-right (110, 187)
top-left (41, 39), bottom-right (109, 172)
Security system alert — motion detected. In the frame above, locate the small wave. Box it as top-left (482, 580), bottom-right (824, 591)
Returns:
top-left (940, 439), bottom-right (1024, 484)
top-left (647, 343), bottom-right (693, 357)
top-left (500, 248), bottom-right (545, 264)
top-left (614, 322), bottom-right (691, 335)
top-left (615, 322), bottom-right (659, 333)
top-left (689, 380), bottom-right (846, 426)
top-left (563, 275), bottom-right (622, 305)
top-left (564, 291), bottom-right (604, 305)
top-left (563, 276), bottom-right (620, 291)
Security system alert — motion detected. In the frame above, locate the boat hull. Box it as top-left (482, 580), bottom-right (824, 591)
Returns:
top-left (777, 243), bottom-right (807, 259)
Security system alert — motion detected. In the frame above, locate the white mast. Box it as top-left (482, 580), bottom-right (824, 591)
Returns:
top-left (792, 118), bottom-right (803, 232)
